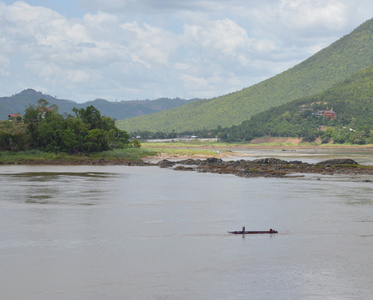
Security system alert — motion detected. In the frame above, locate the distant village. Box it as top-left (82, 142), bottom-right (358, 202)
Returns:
top-left (300, 106), bottom-right (337, 120)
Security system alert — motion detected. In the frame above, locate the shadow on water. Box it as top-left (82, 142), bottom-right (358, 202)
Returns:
top-left (10, 172), bottom-right (119, 181)
top-left (344, 198), bottom-right (373, 206)
top-left (25, 194), bottom-right (54, 205)
top-left (3, 172), bottom-right (125, 206)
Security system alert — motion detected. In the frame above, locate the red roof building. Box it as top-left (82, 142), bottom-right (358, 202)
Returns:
top-left (8, 114), bottom-right (21, 118)
top-left (316, 110), bottom-right (336, 120)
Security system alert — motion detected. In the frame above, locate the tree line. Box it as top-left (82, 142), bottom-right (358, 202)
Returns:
top-left (0, 99), bottom-right (139, 153)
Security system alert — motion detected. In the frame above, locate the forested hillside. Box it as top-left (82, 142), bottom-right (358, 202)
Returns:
top-left (0, 89), bottom-right (196, 121)
top-left (220, 65), bottom-right (373, 144)
top-left (118, 18), bottom-right (373, 133)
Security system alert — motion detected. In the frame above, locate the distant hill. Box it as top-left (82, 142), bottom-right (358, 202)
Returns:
top-left (0, 89), bottom-right (197, 121)
top-left (118, 18), bottom-right (373, 133)
top-left (223, 65), bottom-right (373, 144)
top-left (0, 89), bottom-right (75, 120)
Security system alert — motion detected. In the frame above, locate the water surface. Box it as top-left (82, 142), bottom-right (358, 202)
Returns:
top-left (0, 163), bottom-right (372, 299)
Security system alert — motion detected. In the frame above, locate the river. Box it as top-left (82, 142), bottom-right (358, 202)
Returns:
top-left (0, 150), bottom-right (372, 299)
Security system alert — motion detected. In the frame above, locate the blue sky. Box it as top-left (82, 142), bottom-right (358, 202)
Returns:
top-left (1, 0), bottom-right (373, 103)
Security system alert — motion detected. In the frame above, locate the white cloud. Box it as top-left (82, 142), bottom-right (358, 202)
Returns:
top-left (0, 1), bottom-right (373, 102)
top-left (0, 54), bottom-right (10, 77)
top-left (121, 22), bottom-right (178, 65)
top-left (80, 0), bottom-right (247, 14)
top-left (184, 19), bottom-right (250, 57)
top-left (248, 0), bottom-right (349, 39)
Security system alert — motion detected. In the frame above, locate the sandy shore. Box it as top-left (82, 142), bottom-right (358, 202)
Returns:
top-left (142, 142), bottom-right (373, 162)
top-left (144, 151), bottom-right (245, 161)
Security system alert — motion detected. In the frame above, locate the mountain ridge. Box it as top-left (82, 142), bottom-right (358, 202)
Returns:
top-left (117, 17), bottom-right (373, 133)
top-left (0, 89), bottom-right (197, 120)
top-left (222, 64), bottom-right (373, 144)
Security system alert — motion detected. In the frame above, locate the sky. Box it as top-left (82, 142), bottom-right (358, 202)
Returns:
top-left (1, 1), bottom-right (373, 103)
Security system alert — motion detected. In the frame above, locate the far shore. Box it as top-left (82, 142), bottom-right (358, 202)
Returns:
top-left (1, 140), bottom-right (373, 165)
top-left (141, 139), bottom-right (373, 161)
top-left (141, 136), bottom-right (373, 150)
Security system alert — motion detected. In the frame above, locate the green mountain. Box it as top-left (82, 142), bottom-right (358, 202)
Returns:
top-left (118, 18), bottom-right (373, 133)
top-left (0, 89), bottom-right (75, 120)
top-left (0, 89), bottom-right (197, 121)
top-left (223, 65), bottom-right (373, 144)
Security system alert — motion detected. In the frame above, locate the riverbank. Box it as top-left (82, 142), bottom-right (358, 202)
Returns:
top-left (2, 142), bottom-right (373, 169)
top-left (141, 140), bottom-right (373, 151)
top-left (140, 141), bottom-right (373, 162)
top-left (154, 157), bottom-right (373, 178)
top-left (0, 148), bottom-right (157, 165)
top-left (2, 153), bottom-right (373, 179)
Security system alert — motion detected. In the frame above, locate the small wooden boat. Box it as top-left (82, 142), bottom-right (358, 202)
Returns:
top-left (228, 229), bottom-right (278, 234)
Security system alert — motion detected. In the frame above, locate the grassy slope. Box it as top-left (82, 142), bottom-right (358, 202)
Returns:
top-left (118, 18), bottom-right (373, 133)
top-left (230, 65), bottom-right (373, 138)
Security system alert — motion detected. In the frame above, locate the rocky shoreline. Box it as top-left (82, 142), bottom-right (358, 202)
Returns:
top-left (2, 157), bottom-right (373, 179)
top-left (156, 157), bottom-right (373, 179)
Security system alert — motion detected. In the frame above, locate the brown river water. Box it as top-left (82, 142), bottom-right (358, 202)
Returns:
top-left (0, 149), bottom-right (372, 299)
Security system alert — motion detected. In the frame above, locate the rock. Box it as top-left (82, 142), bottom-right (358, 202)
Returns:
top-left (317, 159), bottom-right (358, 165)
top-left (151, 156), bottom-right (373, 178)
top-left (177, 159), bottom-right (200, 165)
top-left (127, 161), bottom-right (147, 166)
top-left (200, 157), bottom-right (224, 165)
top-left (252, 158), bottom-right (287, 164)
top-left (289, 160), bottom-right (304, 164)
top-left (158, 159), bottom-right (175, 168)
top-left (173, 166), bottom-right (194, 171)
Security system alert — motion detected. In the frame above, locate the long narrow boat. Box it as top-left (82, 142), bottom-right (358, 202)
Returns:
top-left (228, 230), bottom-right (278, 234)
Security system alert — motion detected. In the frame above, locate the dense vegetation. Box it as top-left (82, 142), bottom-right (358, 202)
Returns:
top-left (217, 66), bottom-right (373, 144)
top-left (118, 18), bottom-right (373, 133)
top-left (0, 89), bottom-right (197, 121)
top-left (0, 99), bottom-right (135, 153)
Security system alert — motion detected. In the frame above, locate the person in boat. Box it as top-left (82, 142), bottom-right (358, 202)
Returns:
top-left (242, 226), bottom-right (246, 233)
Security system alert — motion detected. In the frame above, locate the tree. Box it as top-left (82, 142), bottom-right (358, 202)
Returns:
top-left (84, 129), bottom-right (108, 152)
top-left (61, 127), bottom-right (78, 153)
top-left (20, 101), bottom-right (130, 153)
top-left (129, 139), bottom-right (141, 148)
top-left (73, 105), bottom-right (103, 130)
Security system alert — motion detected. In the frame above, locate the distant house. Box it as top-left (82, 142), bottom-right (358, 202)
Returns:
top-left (178, 135), bottom-right (197, 139)
top-left (8, 114), bottom-right (21, 118)
top-left (316, 110), bottom-right (337, 120)
top-left (38, 107), bottom-right (52, 119)
top-left (8, 113), bottom-right (21, 121)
